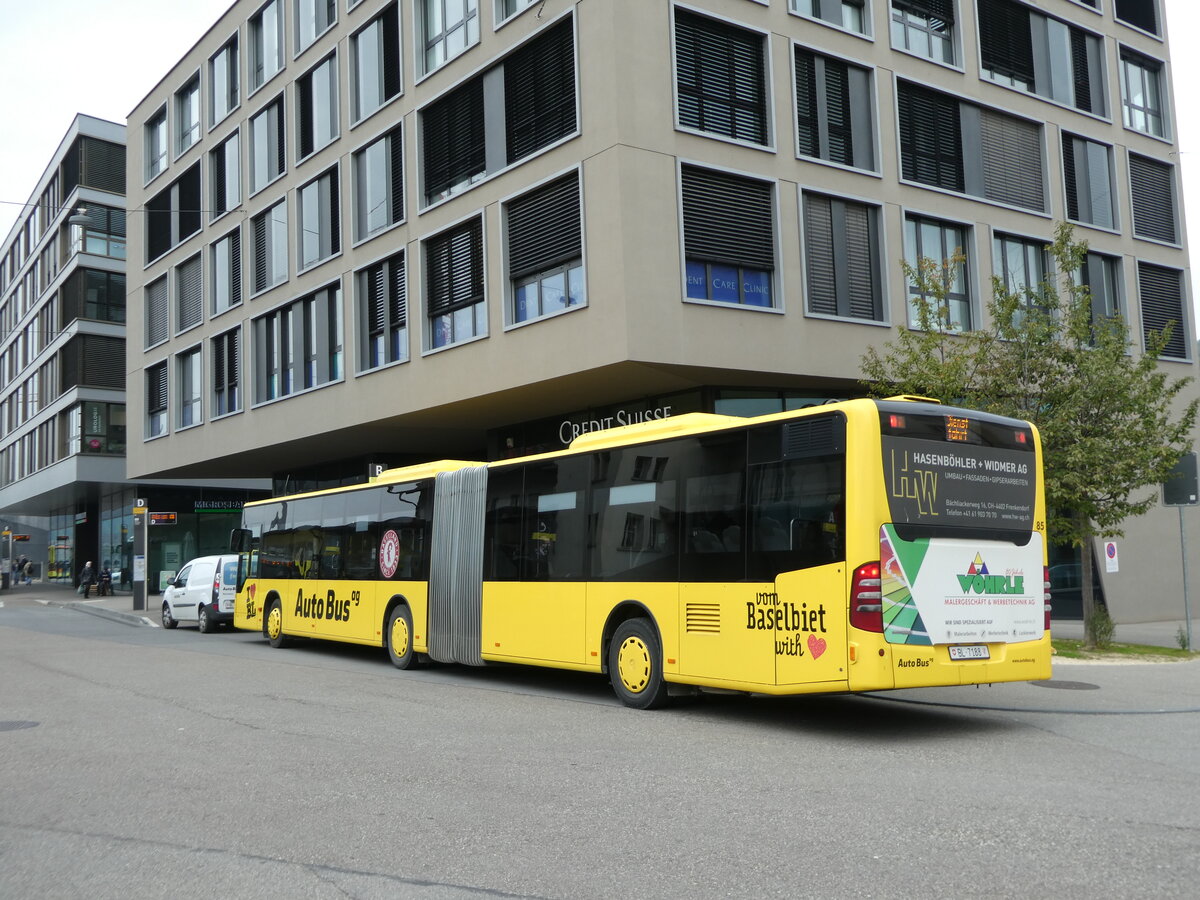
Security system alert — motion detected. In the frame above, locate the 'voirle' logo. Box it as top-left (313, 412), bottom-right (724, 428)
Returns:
top-left (956, 553), bottom-right (1025, 595)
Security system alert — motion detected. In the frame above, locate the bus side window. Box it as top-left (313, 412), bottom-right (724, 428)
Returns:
top-left (747, 457), bottom-right (845, 580)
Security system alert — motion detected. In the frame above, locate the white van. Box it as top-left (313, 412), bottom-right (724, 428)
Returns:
top-left (160, 554), bottom-right (239, 633)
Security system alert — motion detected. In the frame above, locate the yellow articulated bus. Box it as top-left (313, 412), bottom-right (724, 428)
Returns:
top-left (232, 397), bottom-right (1052, 708)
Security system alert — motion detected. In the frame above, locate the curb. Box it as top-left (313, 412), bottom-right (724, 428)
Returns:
top-left (43, 599), bottom-right (159, 628)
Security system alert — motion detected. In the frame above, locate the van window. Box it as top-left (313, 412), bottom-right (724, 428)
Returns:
top-left (189, 560), bottom-right (216, 586)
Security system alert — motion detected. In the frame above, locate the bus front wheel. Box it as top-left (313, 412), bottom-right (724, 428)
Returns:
top-left (609, 618), bottom-right (669, 710)
top-left (386, 605), bottom-right (417, 669)
top-left (265, 600), bottom-right (287, 648)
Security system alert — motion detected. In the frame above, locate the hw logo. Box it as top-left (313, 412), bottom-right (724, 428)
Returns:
top-left (956, 554), bottom-right (1024, 595)
top-left (889, 450), bottom-right (938, 516)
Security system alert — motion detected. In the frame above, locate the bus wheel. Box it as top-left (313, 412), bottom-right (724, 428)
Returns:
top-left (609, 618), bottom-right (669, 710)
top-left (265, 600), bottom-right (287, 648)
top-left (161, 603), bottom-right (178, 629)
top-left (387, 606), bottom-right (416, 669)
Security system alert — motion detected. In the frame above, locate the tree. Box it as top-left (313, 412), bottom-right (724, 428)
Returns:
top-left (862, 223), bottom-right (1197, 647)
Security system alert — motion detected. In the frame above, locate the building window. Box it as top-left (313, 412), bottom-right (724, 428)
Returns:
top-left (1115, 0), bottom-right (1159, 36)
top-left (1062, 134), bottom-right (1115, 230)
top-left (175, 254), bottom-right (204, 333)
top-left (977, 0), bottom-right (1106, 116)
top-left (250, 96), bottom-right (286, 193)
top-left (507, 171), bottom-right (584, 324)
top-left (211, 229), bottom-right (242, 315)
top-left (1138, 262), bottom-right (1186, 358)
top-left (1074, 251), bottom-right (1122, 324)
top-left (421, 0), bottom-right (479, 76)
top-left (1129, 154), bottom-right (1177, 244)
top-left (298, 166), bottom-right (341, 270)
top-left (356, 251), bottom-right (407, 370)
top-left (145, 276), bottom-right (169, 348)
top-left (210, 132), bottom-right (241, 220)
top-left (353, 125), bottom-right (403, 242)
top-left (145, 162), bottom-right (202, 262)
top-left (351, 3), bottom-right (400, 123)
top-left (803, 192), bottom-right (882, 321)
top-left (682, 166), bottom-right (775, 309)
top-left (145, 108), bottom-right (168, 182)
top-left (498, 0), bottom-right (537, 22)
top-left (905, 215), bottom-right (970, 329)
top-left (250, 0), bottom-right (285, 92)
top-left (210, 36), bottom-right (239, 126)
top-left (71, 206), bottom-right (126, 259)
top-left (794, 46), bottom-right (875, 170)
top-left (146, 362), bottom-right (168, 439)
top-left (177, 347), bottom-right (202, 428)
top-left (296, 0), bottom-right (336, 52)
top-left (791, 0), bottom-right (867, 35)
top-left (63, 269), bottom-right (126, 324)
top-left (897, 81), bottom-right (1045, 212)
top-left (675, 9), bottom-right (768, 146)
top-left (891, 1), bottom-right (954, 64)
top-left (175, 75), bottom-right (201, 155)
top-left (1121, 49), bottom-right (1165, 137)
top-left (251, 199), bottom-right (289, 293)
top-left (421, 17), bottom-right (575, 206)
top-left (212, 328), bottom-right (241, 416)
top-left (992, 232), bottom-right (1047, 308)
top-left (425, 217), bottom-right (485, 350)
top-left (297, 53), bottom-right (339, 160)
top-left (253, 283), bottom-right (343, 402)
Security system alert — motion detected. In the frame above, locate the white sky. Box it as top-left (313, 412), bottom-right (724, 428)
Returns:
top-left (0, 0), bottom-right (1197, 311)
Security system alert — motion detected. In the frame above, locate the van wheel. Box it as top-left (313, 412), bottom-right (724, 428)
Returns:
top-left (386, 606), bottom-right (416, 669)
top-left (609, 618), bottom-right (669, 709)
top-left (265, 600), bottom-right (287, 648)
top-left (161, 603), bottom-right (178, 629)
top-left (197, 606), bottom-right (214, 634)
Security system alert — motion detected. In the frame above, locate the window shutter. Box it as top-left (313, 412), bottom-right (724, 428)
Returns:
top-left (368, 263), bottom-right (386, 335)
top-left (389, 127), bottom-right (404, 222)
top-left (229, 329), bottom-right (240, 387)
top-left (390, 252), bottom-right (406, 328)
top-left (803, 194), bottom-right (837, 317)
top-left (213, 334), bottom-right (226, 386)
top-left (794, 48), bottom-right (818, 158)
top-left (274, 100), bottom-right (286, 176)
top-left (897, 82), bottom-right (963, 191)
top-left (823, 57), bottom-right (853, 167)
top-left (978, 0), bottom-right (1035, 87)
top-left (507, 171), bottom-right (581, 279)
top-left (298, 76), bottom-right (314, 158)
top-left (1129, 154), bottom-right (1176, 243)
top-left (423, 78), bottom-right (485, 201)
top-left (147, 364), bottom-right (168, 414)
top-left (675, 10), bottom-right (766, 145)
top-left (177, 256), bottom-right (203, 330)
top-left (328, 173), bottom-right (341, 255)
top-left (681, 165), bottom-right (773, 272)
top-left (81, 138), bottom-right (126, 194)
top-left (895, 0), bottom-right (954, 24)
top-left (504, 18), bottom-right (577, 164)
top-left (381, 4), bottom-right (401, 101)
top-left (979, 109), bottom-right (1044, 211)
top-left (146, 278), bottom-right (168, 346)
top-left (1115, 0), bottom-right (1158, 35)
top-left (179, 163), bottom-right (202, 242)
top-left (426, 218), bottom-right (483, 317)
top-left (213, 148), bottom-right (228, 214)
top-left (1063, 136), bottom-right (1080, 222)
top-left (844, 201), bottom-right (877, 320)
top-left (229, 231), bottom-right (242, 305)
top-left (1139, 263), bottom-right (1185, 357)
top-left (1070, 29), bottom-right (1093, 115)
top-left (78, 336), bottom-right (124, 388)
top-left (253, 214), bottom-right (268, 292)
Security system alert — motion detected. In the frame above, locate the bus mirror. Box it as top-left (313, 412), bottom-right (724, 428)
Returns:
top-left (230, 527), bottom-right (252, 553)
top-left (236, 554), bottom-right (247, 593)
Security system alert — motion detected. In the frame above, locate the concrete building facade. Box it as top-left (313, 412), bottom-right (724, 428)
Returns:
top-left (125, 0), bottom-right (1198, 623)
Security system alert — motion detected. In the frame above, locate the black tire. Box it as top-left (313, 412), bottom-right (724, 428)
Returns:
top-left (161, 603), bottom-right (178, 629)
top-left (197, 605), bottom-right (214, 634)
top-left (264, 599), bottom-right (287, 648)
top-left (608, 617), bottom-right (669, 709)
top-left (386, 605), bottom-right (417, 669)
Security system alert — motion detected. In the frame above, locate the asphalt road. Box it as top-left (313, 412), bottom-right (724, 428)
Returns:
top-left (2, 596), bottom-right (1198, 899)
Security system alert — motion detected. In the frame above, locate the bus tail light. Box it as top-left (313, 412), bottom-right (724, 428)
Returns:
top-left (850, 562), bottom-right (883, 632)
top-left (1043, 565), bottom-right (1052, 632)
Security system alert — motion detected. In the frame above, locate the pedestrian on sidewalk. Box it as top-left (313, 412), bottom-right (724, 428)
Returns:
top-left (22, 559), bottom-right (32, 585)
top-left (79, 561), bottom-right (96, 598)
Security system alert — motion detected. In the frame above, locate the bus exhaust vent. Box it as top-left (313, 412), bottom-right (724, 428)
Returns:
top-left (429, 466), bottom-right (488, 666)
top-left (685, 603), bottom-right (721, 634)
top-left (783, 416), bottom-right (845, 459)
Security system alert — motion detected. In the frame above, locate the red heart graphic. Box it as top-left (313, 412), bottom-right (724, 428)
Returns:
top-left (807, 634), bottom-right (827, 659)
top-left (247, 583), bottom-right (256, 600)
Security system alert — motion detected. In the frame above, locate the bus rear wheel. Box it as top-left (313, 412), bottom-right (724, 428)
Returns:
top-left (265, 600), bottom-right (286, 648)
top-left (609, 618), bottom-right (668, 710)
top-left (386, 606), bottom-right (417, 669)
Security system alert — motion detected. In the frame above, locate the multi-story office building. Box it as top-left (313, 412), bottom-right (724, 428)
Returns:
top-left (0, 115), bottom-right (268, 587)
top-left (126, 0), bottom-right (1197, 622)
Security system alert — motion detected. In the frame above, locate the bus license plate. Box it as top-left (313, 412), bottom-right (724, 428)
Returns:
top-left (949, 645), bottom-right (990, 661)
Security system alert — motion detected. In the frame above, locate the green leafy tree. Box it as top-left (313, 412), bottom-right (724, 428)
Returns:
top-left (863, 223), bottom-right (1197, 647)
